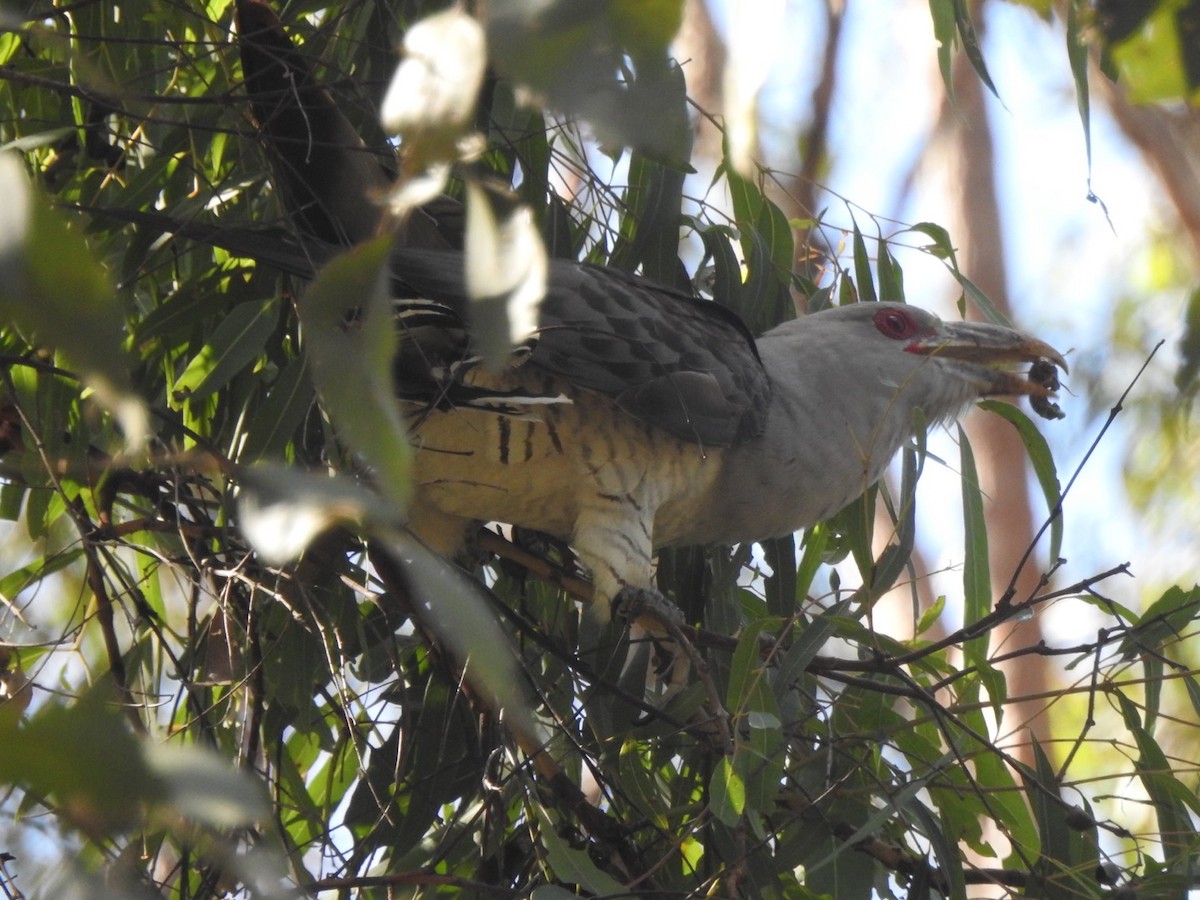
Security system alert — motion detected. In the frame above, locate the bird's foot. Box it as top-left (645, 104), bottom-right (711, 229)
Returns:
top-left (613, 586), bottom-right (685, 630)
top-left (614, 587), bottom-right (733, 755)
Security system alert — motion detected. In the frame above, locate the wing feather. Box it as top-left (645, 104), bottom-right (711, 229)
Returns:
top-left (390, 248), bottom-right (770, 446)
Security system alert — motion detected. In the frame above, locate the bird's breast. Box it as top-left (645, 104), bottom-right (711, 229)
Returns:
top-left (406, 368), bottom-right (724, 545)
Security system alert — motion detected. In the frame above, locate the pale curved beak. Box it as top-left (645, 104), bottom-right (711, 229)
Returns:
top-left (909, 319), bottom-right (1069, 415)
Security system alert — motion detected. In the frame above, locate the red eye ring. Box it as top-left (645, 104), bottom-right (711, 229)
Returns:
top-left (873, 307), bottom-right (919, 340)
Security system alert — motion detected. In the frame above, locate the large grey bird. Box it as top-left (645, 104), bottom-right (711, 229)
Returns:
top-left (230, 1), bottom-right (1066, 620)
top-left (390, 249), bottom-right (1067, 620)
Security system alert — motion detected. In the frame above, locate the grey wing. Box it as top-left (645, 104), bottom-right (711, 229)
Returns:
top-left (389, 248), bottom-right (771, 447)
top-left (531, 262), bottom-right (769, 445)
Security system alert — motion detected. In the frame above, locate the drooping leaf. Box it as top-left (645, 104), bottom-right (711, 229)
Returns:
top-left (240, 355), bottom-right (315, 461)
top-left (850, 219), bottom-right (877, 304)
top-left (463, 178), bottom-right (548, 369)
top-left (928, 0), bottom-right (957, 100)
top-left (0, 155), bottom-right (148, 448)
top-left (951, 0), bottom-right (999, 99)
top-left (535, 806), bottom-right (627, 895)
top-left (297, 235), bottom-right (412, 509)
top-left (174, 298), bottom-right (279, 402)
top-left (979, 400), bottom-right (1065, 563)
top-left (877, 239), bottom-right (905, 302)
top-left (487, 1), bottom-right (690, 166)
top-left (1066, 0), bottom-right (1092, 173)
top-left (238, 464), bottom-right (403, 565)
top-left (709, 755), bottom-right (746, 827)
top-left (1119, 584), bottom-right (1200, 659)
top-left (958, 425), bottom-right (992, 670)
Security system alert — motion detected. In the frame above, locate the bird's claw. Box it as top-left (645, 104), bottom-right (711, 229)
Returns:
top-left (613, 587), bottom-right (734, 754)
top-left (612, 587), bottom-right (685, 630)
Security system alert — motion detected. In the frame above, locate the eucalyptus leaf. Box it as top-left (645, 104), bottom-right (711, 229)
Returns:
top-left (298, 236), bottom-right (412, 509)
top-left (0, 154), bottom-right (148, 448)
top-left (174, 298), bottom-right (279, 402)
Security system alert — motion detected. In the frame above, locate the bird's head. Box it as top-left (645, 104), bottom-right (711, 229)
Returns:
top-left (771, 301), bottom-right (1068, 427)
top-left (875, 303), bottom-right (1068, 419)
top-left (714, 302), bottom-right (1068, 538)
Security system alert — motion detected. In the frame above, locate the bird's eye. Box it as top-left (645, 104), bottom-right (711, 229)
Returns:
top-left (873, 308), bottom-right (919, 340)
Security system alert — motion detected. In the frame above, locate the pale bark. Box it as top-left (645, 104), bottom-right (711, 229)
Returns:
top-left (1099, 77), bottom-right (1200, 261)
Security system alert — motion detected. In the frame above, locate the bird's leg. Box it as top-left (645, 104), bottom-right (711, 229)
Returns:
top-left (568, 508), bottom-right (720, 724)
top-left (616, 587), bottom-right (733, 753)
top-left (613, 586), bottom-right (688, 698)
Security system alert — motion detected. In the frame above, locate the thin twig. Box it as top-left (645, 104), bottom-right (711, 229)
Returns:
top-left (997, 339), bottom-right (1163, 610)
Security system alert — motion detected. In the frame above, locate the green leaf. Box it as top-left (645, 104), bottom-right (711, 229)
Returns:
top-left (144, 742), bottom-right (270, 828)
top-left (1184, 672), bottom-right (1200, 723)
top-left (1021, 739), bottom-right (1088, 898)
top-left (763, 536), bottom-right (797, 618)
top-left (0, 155), bottom-right (148, 448)
top-left (952, 0), bottom-right (999, 99)
top-left (773, 597), bottom-right (853, 699)
top-left (979, 400), bottom-right (1064, 562)
top-left (618, 741), bottom-right (668, 826)
top-left (174, 298), bottom-right (279, 402)
top-left (610, 0), bottom-right (685, 53)
top-left (958, 424), bottom-right (991, 668)
top-left (876, 240), bottom-right (905, 302)
top-left (905, 796), bottom-right (967, 899)
top-left (1119, 584), bottom-right (1200, 659)
top-left (910, 221), bottom-right (957, 262)
top-left (1143, 654), bottom-right (1164, 735)
top-left (974, 741), bottom-right (1038, 863)
top-left (0, 483), bottom-right (24, 521)
top-left (536, 806), bottom-right (626, 895)
top-left (793, 523), bottom-right (829, 601)
top-left (1177, 283), bottom-right (1200, 399)
top-left (1115, 692), bottom-right (1194, 869)
top-left (870, 444), bottom-right (921, 596)
top-left (376, 530), bottom-right (541, 750)
top-left (1066, 0), bottom-right (1092, 172)
top-left (0, 549), bottom-right (83, 603)
top-left (740, 710), bottom-right (784, 814)
top-left (530, 887), bottom-right (582, 900)
top-left (726, 618), bottom-right (779, 716)
top-left (298, 235), bottom-right (412, 509)
top-left (1109, 4), bottom-right (1191, 103)
top-left (949, 268), bottom-right (1006, 323)
top-left (240, 355), bottom-right (314, 461)
top-left (0, 686), bottom-right (162, 833)
top-left (725, 164), bottom-right (794, 332)
top-left (488, 3), bottom-right (690, 165)
top-left (134, 285), bottom-right (221, 344)
top-left (850, 219), bottom-right (877, 304)
top-left (928, 0), bottom-right (957, 100)
top-left (709, 755), bottom-right (745, 827)
top-left (696, 221), bottom-right (744, 310)
top-left (611, 151), bottom-right (685, 282)
top-left (915, 594), bottom-right (946, 636)
top-left (838, 269), bottom-right (858, 306)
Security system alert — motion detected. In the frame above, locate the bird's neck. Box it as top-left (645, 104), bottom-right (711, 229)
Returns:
top-left (700, 333), bottom-right (941, 544)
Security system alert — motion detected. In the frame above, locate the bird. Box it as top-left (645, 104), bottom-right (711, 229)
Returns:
top-left (229, 0), bottom-right (1067, 623)
top-left (390, 248), bottom-right (1067, 621)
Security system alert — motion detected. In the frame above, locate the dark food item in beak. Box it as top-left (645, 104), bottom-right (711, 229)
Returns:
top-left (1028, 357), bottom-right (1066, 420)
